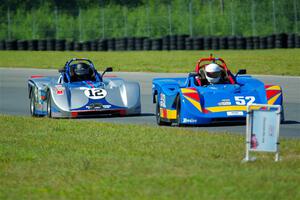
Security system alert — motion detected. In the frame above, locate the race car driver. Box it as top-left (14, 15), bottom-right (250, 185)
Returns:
top-left (204, 63), bottom-right (223, 84)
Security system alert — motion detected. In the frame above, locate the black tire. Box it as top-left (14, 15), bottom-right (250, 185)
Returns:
top-left (280, 105), bottom-right (285, 123)
top-left (267, 35), bottom-right (275, 49)
top-left (143, 38), bottom-right (151, 51)
top-left (55, 39), bottom-right (66, 51)
top-left (47, 92), bottom-right (52, 118)
top-left (0, 40), bottom-right (5, 50)
top-left (30, 89), bottom-right (37, 117)
top-left (65, 40), bottom-right (74, 51)
top-left (46, 39), bottom-right (55, 51)
top-left (82, 41), bottom-right (91, 51)
top-left (155, 96), bottom-right (172, 126)
top-left (37, 40), bottom-right (46, 51)
top-left (5, 40), bottom-right (17, 50)
top-left (28, 40), bottom-right (38, 51)
top-left (175, 96), bottom-right (182, 127)
top-left (17, 40), bottom-right (28, 50)
top-left (107, 38), bottom-right (116, 51)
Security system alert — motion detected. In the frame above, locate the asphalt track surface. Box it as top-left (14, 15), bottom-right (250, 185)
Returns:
top-left (1, 68), bottom-right (299, 138)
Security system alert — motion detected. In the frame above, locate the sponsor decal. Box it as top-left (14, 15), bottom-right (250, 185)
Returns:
top-left (218, 99), bottom-right (231, 106)
top-left (227, 111), bottom-right (244, 116)
top-left (86, 103), bottom-right (111, 110)
top-left (84, 88), bottom-right (107, 99)
top-left (160, 93), bottom-right (166, 107)
top-left (55, 85), bottom-right (65, 95)
top-left (102, 105), bottom-right (111, 109)
top-left (79, 87), bottom-right (89, 90)
top-left (56, 90), bottom-right (64, 95)
top-left (160, 108), bottom-right (177, 119)
top-left (183, 118), bottom-right (197, 123)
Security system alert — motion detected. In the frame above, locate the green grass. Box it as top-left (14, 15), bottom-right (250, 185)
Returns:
top-left (0, 49), bottom-right (300, 76)
top-left (0, 115), bottom-right (299, 199)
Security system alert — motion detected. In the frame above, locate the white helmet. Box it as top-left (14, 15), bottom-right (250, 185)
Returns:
top-left (204, 63), bottom-right (222, 84)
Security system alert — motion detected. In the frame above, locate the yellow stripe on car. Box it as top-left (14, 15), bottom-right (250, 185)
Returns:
top-left (184, 95), bottom-right (203, 112)
top-left (266, 85), bottom-right (281, 90)
top-left (206, 105), bottom-right (246, 112)
top-left (181, 88), bottom-right (197, 93)
top-left (267, 93), bottom-right (281, 105)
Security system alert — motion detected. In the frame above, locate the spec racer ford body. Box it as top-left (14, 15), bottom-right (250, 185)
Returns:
top-left (28, 58), bottom-right (141, 118)
top-left (152, 55), bottom-right (283, 126)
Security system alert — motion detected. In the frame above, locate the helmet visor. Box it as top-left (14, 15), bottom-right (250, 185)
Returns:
top-left (74, 67), bottom-right (89, 76)
top-left (74, 63), bottom-right (90, 76)
top-left (206, 71), bottom-right (221, 78)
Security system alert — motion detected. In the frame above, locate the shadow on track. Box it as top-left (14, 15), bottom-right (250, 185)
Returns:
top-left (69, 112), bottom-right (155, 119)
top-left (282, 120), bottom-right (300, 125)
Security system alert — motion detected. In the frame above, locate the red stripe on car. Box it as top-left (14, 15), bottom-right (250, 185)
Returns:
top-left (86, 81), bottom-right (95, 88)
top-left (184, 93), bottom-right (200, 101)
top-left (31, 75), bottom-right (44, 78)
top-left (266, 90), bottom-right (280, 99)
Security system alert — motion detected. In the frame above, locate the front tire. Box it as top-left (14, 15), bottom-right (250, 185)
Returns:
top-left (30, 89), bottom-right (37, 117)
top-left (175, 96), bottom-right (182, 127)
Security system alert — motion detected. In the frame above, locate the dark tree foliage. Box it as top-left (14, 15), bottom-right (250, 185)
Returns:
top-left (0, 0), bottom-right (43, 10)
top-left (0, 0), bottom-right (144, 11)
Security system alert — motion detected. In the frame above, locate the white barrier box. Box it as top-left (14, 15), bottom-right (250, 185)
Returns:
top-left (243, 104), bottom-right (281, 162)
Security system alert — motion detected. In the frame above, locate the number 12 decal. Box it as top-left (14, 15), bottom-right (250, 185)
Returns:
top-left (84, 88), bottom-right (107, 99)
top-left (234, 96), bottom-right (255, 105)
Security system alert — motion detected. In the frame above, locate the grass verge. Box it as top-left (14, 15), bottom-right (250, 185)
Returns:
top-left (0, 115), bottom-right (299, 199)
top-left (0, 49), bottom-right (300, 76)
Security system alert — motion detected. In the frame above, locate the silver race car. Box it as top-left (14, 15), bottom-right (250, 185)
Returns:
top-left (28, 58), bottom-right (141, 118)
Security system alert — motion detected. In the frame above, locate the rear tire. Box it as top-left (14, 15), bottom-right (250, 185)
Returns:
top-left (155, 96), bottom-right (172, 126)
top-left (280, 105), bottom-right (285, 123)
top-left (47, 91), bottom-right (52, 118)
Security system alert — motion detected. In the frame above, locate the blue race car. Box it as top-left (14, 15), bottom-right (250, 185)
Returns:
top-left (152, 55), bottom-right (283, 126)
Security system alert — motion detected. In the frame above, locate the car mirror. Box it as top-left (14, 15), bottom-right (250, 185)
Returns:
top-left (188, 72), bottom-right (198, 77)
top-left (236, 69), bottom-right (247, 76)
top-left (105, 67), bottom-right (113, 72)
top-left (102, 67), bottom-right (113, 76)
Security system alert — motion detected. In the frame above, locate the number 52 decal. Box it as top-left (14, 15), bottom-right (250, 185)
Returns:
top-left (234, 96), bottom-right (255, 105)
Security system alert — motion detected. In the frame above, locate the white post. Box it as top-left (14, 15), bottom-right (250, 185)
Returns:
top-left (7, 7), bottom-right (11, 40)
top-left (243, 106), bottom-right (253, 162)
top-left (168, 4), bottom-right (172, 35)
top-left (294, 0), bottom-right (298, 33)
top-left (251, 0), bottom-right (256, 36)
top-left (55, 7), bottom-right (58, 39)
top-left (275, 106), bottom-right (281, 162)
top-left (123, 7), bottom-right (127, 37)
top-left (230, 1), bottom-right (235, 36)
top-left (209, 0), bottom-right (213, 35)
top-left (79, 8), bottom-right (82, 42)
top-left (272, 0), bottom-right (277, 33)
top-left (32, 11), bottom-right (36, 39)
top-left (244, 110), bottom-right (251, 162)
top-left (146, 4), bottom-right (150, 37)
top-left (101, 7), bottom-right (105, 39)
top-left (189, 1), bottom-right (193, 36)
